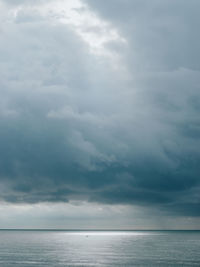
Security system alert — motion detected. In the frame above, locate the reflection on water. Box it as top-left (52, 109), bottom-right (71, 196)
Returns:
top-left (65, 230), bottom-right (152, 235)
top-left (0, 230), bottom-right (200, 266)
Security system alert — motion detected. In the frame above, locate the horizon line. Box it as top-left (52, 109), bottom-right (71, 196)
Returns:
top-left (0, 229), bottom-right (199, 231)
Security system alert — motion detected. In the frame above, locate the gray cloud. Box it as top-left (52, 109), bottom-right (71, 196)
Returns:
top-left (0, 0), bottom-right (199, 218)
top-left (84, 0), bottom-right (200, 71)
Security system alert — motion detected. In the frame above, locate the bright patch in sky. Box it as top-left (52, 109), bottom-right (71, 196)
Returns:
top-left (10, 0), bottom-right (126, 60)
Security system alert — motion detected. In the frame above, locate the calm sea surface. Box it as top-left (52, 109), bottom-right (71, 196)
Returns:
top-left (0, 230), bottom-right (199, 266)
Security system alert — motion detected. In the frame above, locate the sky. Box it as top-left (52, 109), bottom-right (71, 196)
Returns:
top-left (0, 0), bottom-right (200, 229)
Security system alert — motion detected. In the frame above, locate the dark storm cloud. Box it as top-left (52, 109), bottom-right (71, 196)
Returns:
top-left (0, 0), bottom-right (200, 217)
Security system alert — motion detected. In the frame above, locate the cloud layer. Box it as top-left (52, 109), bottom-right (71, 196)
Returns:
top-left (0, 0), bottom-right (200, 217)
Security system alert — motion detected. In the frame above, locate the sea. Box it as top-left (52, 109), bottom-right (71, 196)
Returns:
top-left (0, 230), bottom-right (199, 266)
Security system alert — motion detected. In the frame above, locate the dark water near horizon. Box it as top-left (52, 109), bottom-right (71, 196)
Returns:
top-left (0, 230), bottom-right (200, 266)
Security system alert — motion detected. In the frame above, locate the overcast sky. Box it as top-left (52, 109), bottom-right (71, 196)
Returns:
top-left (0, 0), bottom-right (200, 229)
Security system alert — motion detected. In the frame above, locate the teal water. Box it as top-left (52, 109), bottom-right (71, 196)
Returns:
top-left (0, 230), bottom-right (200, 266)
